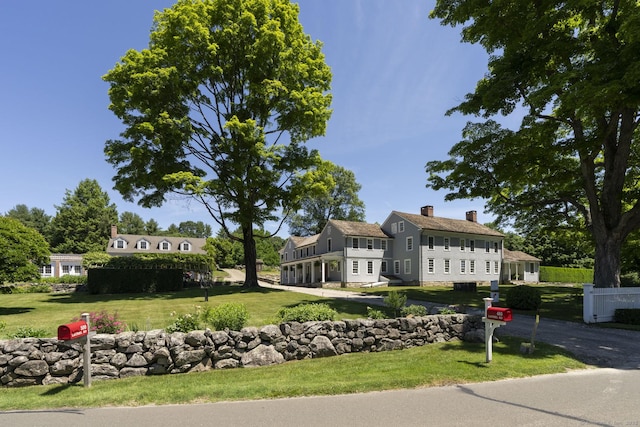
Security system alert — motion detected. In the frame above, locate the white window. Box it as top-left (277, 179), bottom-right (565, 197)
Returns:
top-left (404, 259), bottom-right (411, 274)
top-left (381, 260), bottom-right (388, 273)
top-left (427, 236), bottom-right (434, 250)
top-left (160, 241), bottom-right (170, 251)
top-left (352, 238), bottom-right (359, 249)
top-left (367, 239), bottom-right (373, 250)
top-left (381, 240), bottom-right (387, 250)
top-left (486, 261), bottom-right (491, 274)
top-left (470, 240), bottom-right (475, 252)
top-left (391, 223), bottom-right (398, 234)
top-left (367, 261), bottom-right (374, 275)
top-left (62, 265), bottom-right (70, 275)
top-left (460, 238), bottom-right (465, 251)
top-left (428, 258), bottom-right (434, 274)
top-left (460, 260), bottom-right (466, 274)
top-left (494, 242), bottom-right (499, 253)
top-left (494, 261), bottom-right (499, 274)
top-left (352, 260), bottom-right (359, 275)
top-left (444, 237), bottom-right (450, 251)
top-left (444, 259), bottom-right (450, 274)
top-left (398, 221), bottom-right (405, 232)
top-left (115, 239), bottom-right (126, 249)
top-left (327, 238), bottom-right (332, 252)
top-left (138, 240), bottom-right (148, 250)
top-left (406, 236), bottom-right (413, 251)
top-left (470, 260), bottom-right (476, 274)
top-left (39, 265), bottom-right (52, 276)
top-left (180, 242), bottom-right (191, 251)
top-left (394, 260), bottom-right (400, 275)
top-left (485, 241), bottom-right (491, 253)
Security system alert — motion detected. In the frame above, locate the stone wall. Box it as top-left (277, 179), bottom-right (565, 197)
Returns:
top-left (0, 314), bottom-right (483, 388)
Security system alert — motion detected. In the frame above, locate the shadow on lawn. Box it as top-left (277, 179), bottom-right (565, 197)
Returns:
top-left (0, 307), bottom-right (34, 316)
top-left (44, 285), bottom-right (282, 305)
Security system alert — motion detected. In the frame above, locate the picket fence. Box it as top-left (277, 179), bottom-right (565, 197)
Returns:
top-left (583, 283), bottom-right (640, 323)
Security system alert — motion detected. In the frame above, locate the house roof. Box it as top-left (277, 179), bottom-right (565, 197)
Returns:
top-left (289, 234), bottom-right (320, 247)
top-left (503, 249), bottom-right (541, 262)
top-left (328, 219), bottom-right (391, 238)
top-left (392, 211), bottom-right (504, 238)
top-left (107, 234), bottom-right (207, 255)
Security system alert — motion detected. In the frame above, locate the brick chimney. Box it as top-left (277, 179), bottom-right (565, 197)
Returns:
top-left (421, 205), bottom-right (434, 217)
top-left (111, 224), bottom-right (118, 238)
top-left (465, 211), bottom-right (477, 222)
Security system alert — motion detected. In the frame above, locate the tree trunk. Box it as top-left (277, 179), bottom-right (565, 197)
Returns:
top-left (242, 225), bottom-right (260, 288)
top-left (593, 235), bottom-right (622, 288)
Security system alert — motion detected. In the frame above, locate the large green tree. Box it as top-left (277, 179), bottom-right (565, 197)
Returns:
top-left (50, 179), bottom-right (119, 253)
top-left (0, 217), bottom-right (50, 283)
top-left (118, 211), bottom-right (146, 235)
top-left (104, 0), bottom-right (332, 288)
top-left (287, 161), bottom-right (366, 236)
top-left (5, 204), bottom-right (52, 243)
top-left (427, 1), bottom-right (640, 287)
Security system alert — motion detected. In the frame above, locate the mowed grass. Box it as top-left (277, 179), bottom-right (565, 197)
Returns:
top-left (0, 336), bottom-right (585, 411)
top-left (352, 283), bottom-right (585, 322)
top-left (0, 285), bottom-right (372, 338)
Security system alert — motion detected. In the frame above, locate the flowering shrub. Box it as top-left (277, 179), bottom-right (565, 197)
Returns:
top-left (74, 310), bottom-right (127, 334)
top-left (165, 309), bottom-right (201, 333)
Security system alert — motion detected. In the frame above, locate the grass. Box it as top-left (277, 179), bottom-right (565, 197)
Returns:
top-left (0, 336), bottom-right (585, 411)
top-left (0, 285), bottom-right (373, 338)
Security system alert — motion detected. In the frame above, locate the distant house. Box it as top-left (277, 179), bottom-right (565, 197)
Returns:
top-left (39, 254), bottom-right (84, 279)
top-left (106, 225), bottom-right (207, 256)
top-left (502, 249), bottom-right (541, 283)
top-left (280, 205), bottom-right (538, 288)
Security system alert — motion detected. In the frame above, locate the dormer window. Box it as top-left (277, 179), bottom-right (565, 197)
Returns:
top-left (137, 239), bottom-right (149, 250)
top-left (115, 238), bottom-right (127, 249)
top-left (179, 242), bottom-right (191, 251)
top-left (159, 240), bottom-right (171, 251)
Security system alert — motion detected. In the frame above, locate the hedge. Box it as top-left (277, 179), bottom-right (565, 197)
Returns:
top-left (87, 268), bottom-right (183, 294)
top-left (539, 266), bottom-right (594, 283)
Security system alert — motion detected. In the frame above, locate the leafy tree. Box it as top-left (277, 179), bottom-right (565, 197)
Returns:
top-left (0, 217), bottom-right (50, 283)
top-left (427, 1), bottom-right (640, 287)
top-left (103, 0), bottom-right (332, 288)
top-left (145, 219), bottom-right (162, 236)
top-left (166, 221), bottom-right (213, 238)
top-left (118, 211), bottom-right (146, 234)
top-left (5, 204), bottom-right (52, 243)
top-left (287, 161), bottom-right (366, 236)
top-left (50, 179), bottom-right (119, 253)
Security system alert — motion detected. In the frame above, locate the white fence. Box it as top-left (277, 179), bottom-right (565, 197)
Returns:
top-left (583, 284), bottom-right (640, 323)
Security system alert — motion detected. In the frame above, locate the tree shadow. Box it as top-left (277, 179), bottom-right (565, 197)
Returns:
top-left (0, 307), bottom-right (34, 315)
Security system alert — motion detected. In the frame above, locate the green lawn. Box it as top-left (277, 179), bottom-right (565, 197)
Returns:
top-left (0, 336), bottom-right (585, 410)
top-left (0, 285), bottom-right (373, 338)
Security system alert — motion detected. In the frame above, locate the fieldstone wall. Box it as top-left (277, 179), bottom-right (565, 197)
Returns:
top-left (0, 314), bottom-right (483, 388)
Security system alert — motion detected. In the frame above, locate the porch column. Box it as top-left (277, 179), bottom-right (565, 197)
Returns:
top-left (311, 262), bottom-right (315, 284)
top-left (321, 261), bottom-right (326, 283)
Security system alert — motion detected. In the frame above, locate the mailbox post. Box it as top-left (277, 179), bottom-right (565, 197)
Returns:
top-left (482, 298), bottom-right (513, 363)
top-left (57, 313), bottom-right (93, 387)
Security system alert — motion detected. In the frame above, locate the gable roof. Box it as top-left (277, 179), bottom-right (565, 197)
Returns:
top-left (328, 219), bottom-right (391, 238)
top-left (107, 234), bottom-right (207, 255)
top-left (503, 249), bottom-right (541, 262)
top-left (392, 211), bottom-right (504, 238)
top-left (289, 234), bottom-right (320, 247)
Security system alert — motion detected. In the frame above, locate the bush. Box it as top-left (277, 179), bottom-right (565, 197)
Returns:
top-left (614, 308), bottom-right (640, 325)
top-left (506, 285), bottom-right (542, 310)
top-left (0, 284), bottom-right (52, 294)
top-left (204, 303), bottom-right (249, 331)
top-left (41, 275), bottom-right (87, 285)
top-left (11, 327), bottom-right (48, 338)
top-left (166, 310), bottom-right (201, 333)
top-left (539, 266), bottom-right (594, 283)
top-left (401, 304), bottom-right (427, 317)
top-left (384, 290), bottom-right (407, 317)
top-left (74, 310), bottom-right (127, 334)
top-left (277, 303), bottom-right (337, 323)
top-left (620, 272), bottom-right (640, 287)
top-left (366, 306), bottom-right (388, 319)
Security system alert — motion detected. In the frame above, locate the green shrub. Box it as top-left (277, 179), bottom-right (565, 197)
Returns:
top-left (41, 275), bottom-right (87, 285)
top-left (205, 303), bottom-right (249, 331)
top-left (539, 266), bottom-right (593, 283)
top-left (277, 303), bottom-right (337, 323)
top-left (366, 306), bottom-right (388, 319)
top-left (401, 304), bottom-right (427, 317)
top-left (614, 308), bottom-right (640, 325)
top-left (0, 284), bottom-right (52, 294)
top-left (80, 310), bottom-right (127, 334)
top-left (384, 290), bottom-right (407, 317)
top-left (0, 321), bottom-right (6, 337)
top-left (87, 268), bottom-right (183, 294)
top-left (166, 310), bottom-right (201, 333)
top-left (506, 285), bottom-right (542, 310)
top-left (437, 307), bottom-right (458, 315)
top-left (620, 272), bottom-right (640, 287)
top-left (11, 327), bottom-right (48, 338)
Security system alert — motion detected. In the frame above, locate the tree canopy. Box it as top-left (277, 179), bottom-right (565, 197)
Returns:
top-left (50, 179), bottom-right (119, 253)
top-left (103, 0), bottom-right (332, 287)
top-left (287, 161), bottom-right (366, 236)
top-left (0, 217), bottom-right (50, 283)
top-left (427, 0), bottom-right (640, 287)
top-left (5, 204), bottom-right (52, 243)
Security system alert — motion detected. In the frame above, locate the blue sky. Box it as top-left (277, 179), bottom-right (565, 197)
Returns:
top-left (0, 0), bottom-right (495, 236)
